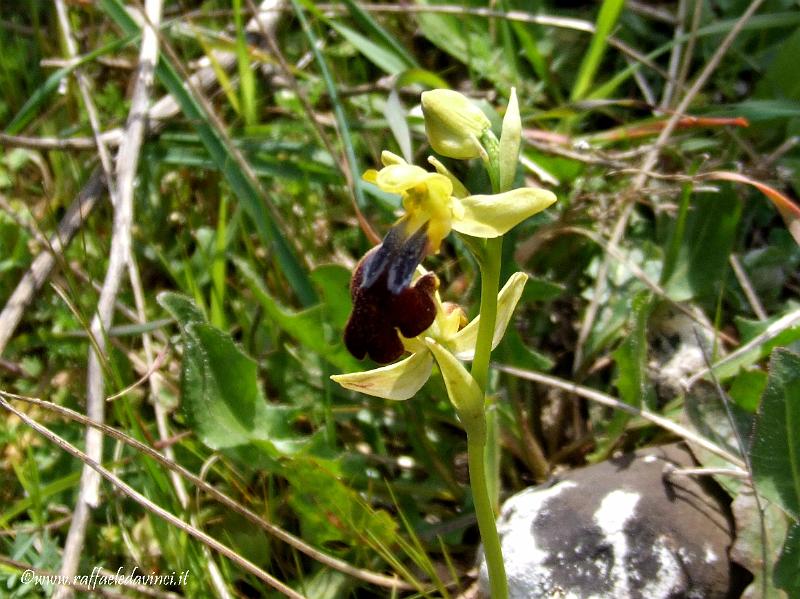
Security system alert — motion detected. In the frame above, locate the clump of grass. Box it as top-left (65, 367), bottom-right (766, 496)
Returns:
top-left (1, 1), bottom-right (799, 597)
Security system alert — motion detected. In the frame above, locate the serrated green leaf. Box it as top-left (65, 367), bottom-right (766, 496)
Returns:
top-left (159, 293), bottom-right (314, 454)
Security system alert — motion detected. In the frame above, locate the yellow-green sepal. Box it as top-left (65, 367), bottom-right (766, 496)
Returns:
top-left (499, 87), bottom-right (521, 191)
top-left (330, 350), bottom-right (433, 400)
top-left (451, 188), bottom-right (556, 238)
top-left (427, 155), bottom-right (470, 199)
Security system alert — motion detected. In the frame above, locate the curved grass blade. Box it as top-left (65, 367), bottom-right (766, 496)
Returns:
top-left (4, 35), bottom-right (133, 134)
top-left (570, 0), bottom-right (625, 101)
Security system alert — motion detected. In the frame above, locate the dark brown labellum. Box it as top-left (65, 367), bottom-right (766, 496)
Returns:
top-left (344, 243), bottom-right (438, 364)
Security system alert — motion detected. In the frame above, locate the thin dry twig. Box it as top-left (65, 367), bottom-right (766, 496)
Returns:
top-left (0, 391), bottom-right (414, 592)
top-left (729, 254), bottom-right (768, 321)
top-left (54, 0), bottom-right (118, 204)
top-left (684, 307), bottom-right (800, 389)
top-left (0, 169), bottom-right (105, 356)
top-left (0, 395), bottom-right (308, 599)
top-left (55, 0), bottom-right (164, 596)
top-left (493, 364), bottom-right (747, 471)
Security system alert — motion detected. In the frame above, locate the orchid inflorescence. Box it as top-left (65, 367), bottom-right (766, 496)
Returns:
top-left (332, 88), bottom-right (556, 415)
top-left (331, 87), bottom-right (556, 599)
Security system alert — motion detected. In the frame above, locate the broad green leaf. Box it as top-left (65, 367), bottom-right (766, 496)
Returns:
top-left (158, 292), bottom-right (314, 453)
top-left (158, 291), bottom-right (205, 326)
top-left (309, 264), bottom-right (352, 331)
top-left (729, 368), bottom-right (768, 413)
top-left (731, 490), bottom-right (789, 599)
top-left (775, 522), bottom-right (800, 594)
top-left (300, 569), bottom-right (354, 599)
top-left (496, 327), bottom-right (554, 373)
top-left (683, 387), bottom-right (753, 496)
top-left (751, 349), bottom-right (800, 521)
top-left (663, 190), bottom-right (740, 301)
top-left (712, 308), bottom-right (800, 381)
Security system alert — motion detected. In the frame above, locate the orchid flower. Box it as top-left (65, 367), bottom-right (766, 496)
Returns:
top-left (344, 152), bottom-right (555, 365)
top-left (332, 271), bottom-right (528, 402)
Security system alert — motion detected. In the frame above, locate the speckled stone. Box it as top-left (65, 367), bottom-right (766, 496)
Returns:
top-left (478, 443), bottom-right (736, 598)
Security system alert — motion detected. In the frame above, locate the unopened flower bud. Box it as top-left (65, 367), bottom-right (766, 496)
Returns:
top-left (421, 89), bottom-right (491, 160)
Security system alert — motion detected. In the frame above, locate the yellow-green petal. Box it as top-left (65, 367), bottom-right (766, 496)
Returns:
top-left (380, 150), bottom-right (407, 166)
top-left (450, 272), bottom-right (528, 360)
top-left (451, 187), bottom-right (557, 238)
top-left (427, 155), bottom-right (470, 198)
top-left (424, 338), bottom-right (484, 425)
top-left (374, 164), bottom-right (453, 197)
top-left (330, 350), bottom-right (433, 400)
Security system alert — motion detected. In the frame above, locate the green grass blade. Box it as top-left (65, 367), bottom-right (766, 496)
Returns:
top-left (570, 0), bottom-right (626, 101)
top-left (342, 0), bottom-right (417, 68)
top-left (292, 0), bottom-right (366, 209)
top-left (233, 0), bottom-right (257, 127)
top-left (99, 0), bottom-right (317, 306)
top-left (4, 35), bottom-right (132, 134)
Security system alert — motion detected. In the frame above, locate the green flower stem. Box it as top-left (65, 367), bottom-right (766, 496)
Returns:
top-left (467, 426), bottom-right (508, 599)
top-left (470, 237), bottom-right (503, 393)
top-left (465, 235), bottom-right (506, 599)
